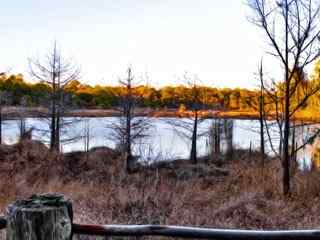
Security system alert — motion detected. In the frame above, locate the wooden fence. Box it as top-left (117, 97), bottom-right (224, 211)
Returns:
top-left (2, 215), bottom-right (320, 240)
top-left (1, 194), bottom-right (320, 239)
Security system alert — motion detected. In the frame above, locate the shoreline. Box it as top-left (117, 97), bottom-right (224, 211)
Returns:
top-left (1, 106), bottom-right (319, 122)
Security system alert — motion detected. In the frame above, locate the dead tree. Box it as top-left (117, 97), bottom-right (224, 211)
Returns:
top-left (246, 61), bottom-right (269, 166)
top-left (212, 119), bottom-right (222, 157)
top-left (0, 73), bottom-right (7, 145)
top-left (83, 118), bottom-right (91, 162)
top-left (166, 74), bottom-right (208, 164)
top-left (248, 0), bottom-right (320, 194)
top-left (258, 62), bottom-right (265, 165)
top-left (0, 90), bottom-right (12, 145)
top-left (208, 118), bottom-right (234, 163)
top-left (108, 67), bottom-right (152, 173)
top-left (0, 92), bottom-right (4, 145)
top-left (29, 41), bottom-right (80, 152)
top-left (17, 96), bottom-right (28, 141)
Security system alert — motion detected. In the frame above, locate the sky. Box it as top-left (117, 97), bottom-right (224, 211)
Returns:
top-left (0, 0), bottom-right (268, 89)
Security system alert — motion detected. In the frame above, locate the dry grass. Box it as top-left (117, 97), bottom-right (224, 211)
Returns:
top-left (1, 141), bottom-right (320, 239)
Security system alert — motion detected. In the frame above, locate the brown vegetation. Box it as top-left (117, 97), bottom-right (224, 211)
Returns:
top-left (0, 140), bottom-right (320, 239)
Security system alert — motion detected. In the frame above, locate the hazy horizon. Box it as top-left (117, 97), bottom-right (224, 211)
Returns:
top-left (0, 0), bottom-right (298, 89)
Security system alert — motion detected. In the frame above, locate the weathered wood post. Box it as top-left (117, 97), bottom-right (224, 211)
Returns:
top-left (6, 193), bottom-right (73, 240)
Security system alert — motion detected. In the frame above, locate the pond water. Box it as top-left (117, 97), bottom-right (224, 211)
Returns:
top-left (2, 117), bottom-right (318, 167)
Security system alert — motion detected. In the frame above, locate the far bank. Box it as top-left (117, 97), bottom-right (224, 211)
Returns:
top-left (1, 106), bottom-right (319, 122)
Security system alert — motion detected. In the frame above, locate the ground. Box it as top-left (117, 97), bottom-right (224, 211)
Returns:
top-left (0, 140), bottom-right (320, 239)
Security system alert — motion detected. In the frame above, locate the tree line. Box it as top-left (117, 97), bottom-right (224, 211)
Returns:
top-left (1, 62), bottom-right (320, 113)
top-left (0, 72), bottom-right (257, 110)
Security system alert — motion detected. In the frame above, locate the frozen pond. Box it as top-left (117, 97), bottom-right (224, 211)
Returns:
top-left (2, 117), bottom-right (318, 167)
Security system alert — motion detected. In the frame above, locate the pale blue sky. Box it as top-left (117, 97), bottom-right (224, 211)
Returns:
top-left (0, 0), bottom-right (267, 88)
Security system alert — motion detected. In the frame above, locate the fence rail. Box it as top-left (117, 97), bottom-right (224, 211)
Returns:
top-left (73, 224), bottom-right (320, 240)
top-left (1, 216), bottom-right (320, 240)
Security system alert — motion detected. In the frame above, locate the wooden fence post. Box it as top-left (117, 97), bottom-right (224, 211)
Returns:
top-left (6, 193), bottom-right (73, 240)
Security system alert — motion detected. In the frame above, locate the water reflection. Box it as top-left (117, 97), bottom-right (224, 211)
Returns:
top-left (207, 119), bottom-right (234, 161)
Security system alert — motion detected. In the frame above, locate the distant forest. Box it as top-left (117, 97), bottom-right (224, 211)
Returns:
top-left (1, 60), bottom-right (320, 113)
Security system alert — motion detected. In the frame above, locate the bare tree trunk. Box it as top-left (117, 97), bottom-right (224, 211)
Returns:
top-left (214, 120), bottom-right (221, 156)
top-left (55, 110), bottom-right (61, 152)
top-left (84, 120), bottom-right (90, 162)
top-left (190, 111), bottom-right (198, 164)
top-left (259, 89), bottom-right (265, 166)
top-left (282, 0), bottom-right (291, 195)
top-left (126, 68), bottom-right (133, 173)
top-left (290, 122), bottom-right (297, 175)
top-left (50, 78), bottom-right (57, 151)
top-left (55, 84), bottom-right (61, 151)
top-left (18, 118), bottom-right (26, 141)
top-left (258, 62), bottom-right (265, 166)
top-left (126, 111), bottom-right (132, 173)
top-left (225, 120), bottom-right (233, 159)
top-left (283, 118), bottom-right (290, 195)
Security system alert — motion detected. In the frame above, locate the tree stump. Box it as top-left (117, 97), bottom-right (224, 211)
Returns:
top-left (6, 193), bottom-right (73, 240)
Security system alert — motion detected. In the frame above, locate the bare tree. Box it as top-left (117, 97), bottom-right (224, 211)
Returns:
top-left (258, 62), bottom-right (266, 166)
top-left (207, 118), bottom-right (234, 164)
top-left (0, 89), bottom-right (12, 145)
top-left (17, 96), bottom-right (29, 141)
top-left (248, 0), bottom-right (320, 194)
top-left (108, 67), bottom-right (152, 173)
top-left (82, 118), bottom-right (92, 162)
top-left (247, 61), bottom-right (267, 165)
top-left (166, 74), bottom-right (208, 164)
top-left (0, 72), bottom-right (8, 145)
top-left (0, 92), bottom-right (5, 145)
top-left (83, 118), bottom-right (91, 153)
top-left (29, 41), bottom-right (81, 152)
